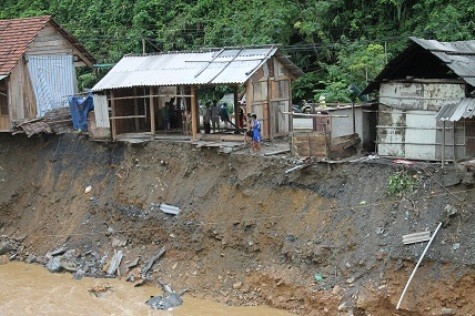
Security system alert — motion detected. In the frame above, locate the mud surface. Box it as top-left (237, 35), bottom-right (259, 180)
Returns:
top-left (0, 133), bottom-right (474, 315)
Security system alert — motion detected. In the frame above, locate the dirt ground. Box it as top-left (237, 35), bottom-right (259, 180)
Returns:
top-left (0, 133), bottom-right (474, 315)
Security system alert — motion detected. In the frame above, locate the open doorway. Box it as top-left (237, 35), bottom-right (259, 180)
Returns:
top-left (198, 85), bottom-right (246, 139)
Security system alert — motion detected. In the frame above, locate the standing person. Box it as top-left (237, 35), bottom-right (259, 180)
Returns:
top-left (161, 104), bottom-right (169, 131)
top-left (219, 103), bottom-right (230, 129)
top-left (202, 102), bottom-right (212, 134)
top-left (238, 102), bottom-right (246, 131)
top-left (251, 113), bottom-right (262, 154)
top-left (211, 101), bottom-right (220, 133)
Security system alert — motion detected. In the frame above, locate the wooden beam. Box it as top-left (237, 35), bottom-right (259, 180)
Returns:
top-left (191, 85), bottom-right (198, 141)
top-left (402, 231), bottom-right (431, 245)
top-left (110, 90), bottom-right (117, 140)
top-left (110, 115), bottom-right (146, 120)
top-left (149, 87), bottom-right (155, 135)
top-left (233, 86), bottom-right (239, 131)
top-left (107, 93), bottom-right (194, 101)
top-left (133, 87), bottom-right (139, 131)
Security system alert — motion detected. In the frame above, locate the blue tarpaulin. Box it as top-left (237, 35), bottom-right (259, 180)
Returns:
top-left (68, 93), bottom-right (94, 131)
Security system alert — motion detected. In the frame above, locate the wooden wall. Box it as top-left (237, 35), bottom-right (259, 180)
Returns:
top-left (8, 62), bottom-right (37, 123)
top-left (26, 22), bottom-right (90, 67)
top-left (247, 57), bottom-right (293, 140)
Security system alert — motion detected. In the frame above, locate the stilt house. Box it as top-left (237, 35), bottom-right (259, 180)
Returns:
top-left (91, 46), bottom-right (304, 142)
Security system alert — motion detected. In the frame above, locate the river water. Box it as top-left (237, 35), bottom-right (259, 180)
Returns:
top-left (0, 262), bottom-right (295, 316)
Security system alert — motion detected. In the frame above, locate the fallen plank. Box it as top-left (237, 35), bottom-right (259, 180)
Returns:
top-left (107, 250), bottom-right (123, 276)
top-left (284, 164), bottom-right (306, 174)
top-left (141, 246), bottom-right (166, 277)
top-left (403, 231), bottom-right (431, 245)
top-left (264, 149), bottom-right (290, 156)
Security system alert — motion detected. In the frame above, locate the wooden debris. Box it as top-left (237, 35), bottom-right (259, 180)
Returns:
top-left (107, 250), bottom-right (123, 276)
top-left (285, 164), bottom-right (307, 174)
top-left (403, 231), bottom-right (431, 245)
top-left (127, 257), bottom-right (140, 269)
top-left (264, 149), bottom-right (290, 156)
top-left (141, 246), bottom-right (166, 277)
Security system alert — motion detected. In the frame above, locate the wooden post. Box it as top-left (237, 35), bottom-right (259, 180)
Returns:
top-left (133, 87), bottom-right (139, 131)
top-left (268, 76), bottom-right (274, 142)
top-left (149, 86), bottom-right (155, 136)
top-left (441, 121), bottom-right (446, 168)
top-left (453, 122), bottom-right (456, 162)
top-left (110, 90), bottom-right (117, 140)
top-left (191, 85), bottom-right (198, 141)
top-left (288, 79), bottom-right (293, 132)
top-left (233, 86), bottom-right (239, 131)
top-left (352, 101), bottom-right (356, 135)
top-left (323, 123), bottom-right (330, 160)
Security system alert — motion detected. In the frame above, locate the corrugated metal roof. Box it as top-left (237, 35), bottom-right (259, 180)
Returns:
top-left (435, 98), bottom-right (475, 121)
top-left (92, 47), bottom-right (304, 91)
top-left (410, 37), bottom-right (475, 87)
top-left (363, 37), bottom-right (475, 94)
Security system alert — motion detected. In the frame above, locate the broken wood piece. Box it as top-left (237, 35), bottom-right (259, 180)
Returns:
top-left (107, 250), bottom-right (123, 276)
top-left (141, 246), bottom-right (166, 277)
top-left (402, 231), bottom-right (431, 245)
top-left (264, 149), bottom-right (290, 156)
top-left (285, 164), bottom-right (307, 174)
top-left (160, 203), bottom-right (181, 215)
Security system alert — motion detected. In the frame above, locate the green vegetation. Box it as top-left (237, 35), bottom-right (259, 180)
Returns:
top-left (1, 0), bottom-right (474, 100)
top-left (387, 169), bottom-right (416, 197)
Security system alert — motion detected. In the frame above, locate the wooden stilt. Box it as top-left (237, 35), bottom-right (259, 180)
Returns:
top-left (149, 86), bottom-right (155, 136)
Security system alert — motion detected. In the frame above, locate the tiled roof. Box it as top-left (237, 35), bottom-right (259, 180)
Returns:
top-left (0, 16), bottom-right (95, 76)
top-left (0, 16), bottom-right (51, 76)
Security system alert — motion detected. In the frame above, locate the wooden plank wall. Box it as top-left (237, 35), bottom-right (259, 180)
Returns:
top-left (27, 24), bottom-right (74, 55)
top-left (8, 62), bottom-right (37, 122)
top-left (293, 132), bottom-right (360, 159)
top-left (293, 132), bottom-right (329, 158)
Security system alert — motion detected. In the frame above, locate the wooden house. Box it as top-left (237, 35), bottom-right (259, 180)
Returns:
top-left (91, 46), bottom-right (304, 142)
top-left (363, 37), bottom-right (475, 162)
top-left (0, 16), bottom-right (95, 132)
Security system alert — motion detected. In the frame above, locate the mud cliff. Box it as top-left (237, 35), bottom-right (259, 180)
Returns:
top-left (0, 133), bottom-right (473, 315)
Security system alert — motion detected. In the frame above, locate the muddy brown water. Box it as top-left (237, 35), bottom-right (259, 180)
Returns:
top-left (0, 262), bottom-right (295, 316)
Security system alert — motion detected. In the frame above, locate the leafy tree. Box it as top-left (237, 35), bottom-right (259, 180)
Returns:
top-left (1, 0), bottom-right (474, 99)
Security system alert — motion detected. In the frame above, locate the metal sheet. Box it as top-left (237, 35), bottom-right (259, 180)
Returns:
top-left (407, 38), bottom-right (475, 88)
top-left (405, 111), bottom-right (437, 160)
top-left (364, 37), bottom-right (475, 94)
top-left (436, 98), bottom-right (475, 121)
top-left (92, 47), bottom-right (303, 92)
top-left (26, 55), bottom-right (75, 117)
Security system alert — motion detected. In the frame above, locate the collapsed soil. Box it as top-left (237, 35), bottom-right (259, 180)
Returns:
top-left (0, 133), bottom-right (474, 315)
